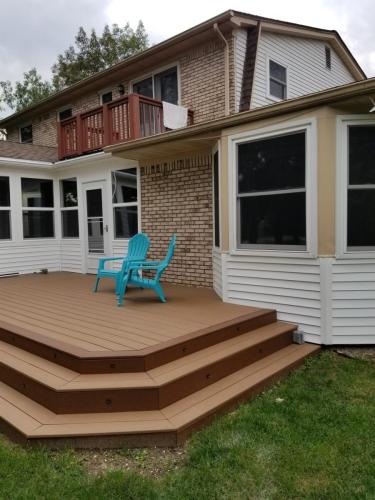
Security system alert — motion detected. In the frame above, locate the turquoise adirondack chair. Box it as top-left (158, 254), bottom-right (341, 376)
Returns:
top-left (117, 234), bottom-right (176, 306)
top-left (93, 233), bottom-right (150, 294)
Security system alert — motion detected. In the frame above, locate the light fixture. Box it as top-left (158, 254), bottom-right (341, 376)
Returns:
top-left (118, 83), bottom-right (125, 95)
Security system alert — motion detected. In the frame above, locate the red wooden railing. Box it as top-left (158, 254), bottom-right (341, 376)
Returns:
top-left (58, 94), bottom-right (194, 160)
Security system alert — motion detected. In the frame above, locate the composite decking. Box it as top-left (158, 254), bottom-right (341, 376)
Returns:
top-left (0, 272), bottom-right (319, 447)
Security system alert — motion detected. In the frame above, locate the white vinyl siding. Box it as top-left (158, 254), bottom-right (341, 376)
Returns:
top-left (251, 32), bottom-right (355, 109)
top-left (0, 241), bottom-right (60, 276)
top-left (233, 28), bottom-right (248, 112)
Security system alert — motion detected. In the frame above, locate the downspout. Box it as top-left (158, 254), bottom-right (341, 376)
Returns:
top-left (213, 23), bottom-right (230, 116)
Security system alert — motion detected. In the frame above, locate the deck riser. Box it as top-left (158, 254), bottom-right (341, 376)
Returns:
top-left (0, 330), bottom-right (293, 414)
top-left (0, 311), bottom-right (276, 374)
top-left (0, 347), bottom-right (319, 449)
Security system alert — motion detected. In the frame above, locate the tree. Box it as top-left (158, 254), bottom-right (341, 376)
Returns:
top-left (0, 21), bottom-right (148, 112)
top-left (0, 68), bottom-right (53, 112)
top-left (52, 21), bottom-right (148, 89)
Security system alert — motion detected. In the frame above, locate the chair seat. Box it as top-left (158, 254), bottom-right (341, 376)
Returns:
top-left (97, 269), bottom-right (120, 278)
top-left (129, 276), bottom-right (156, 287)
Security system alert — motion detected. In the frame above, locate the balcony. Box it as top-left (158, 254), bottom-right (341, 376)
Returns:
top-left (58, 94), bottom-right (194, 160)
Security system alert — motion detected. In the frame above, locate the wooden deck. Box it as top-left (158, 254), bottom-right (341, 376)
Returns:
top-left (0, 272), bottom-right (319, 447)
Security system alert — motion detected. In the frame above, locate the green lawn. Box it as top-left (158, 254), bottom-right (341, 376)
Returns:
top-left (0, 351), bottom-right (374, 500)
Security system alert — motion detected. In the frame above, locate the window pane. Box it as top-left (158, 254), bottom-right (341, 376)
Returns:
top-left (347, 189), bottom-right (375, 247)
top-left (239, 192), bottom-right (306, 247)
top-left (112, 168), bottom-right (137, 203)
top-left (102, 91), bottom-right (112, 104)
top-left (20, 125), bottom-right (33, 143)
top-left (238, 132), bottom-right (305, 193)
top-left (114, 206), bottom-right (138, 238)
top-left (59, 108), bottom-right (72, 121)
top-left (0, 211), bottom-right (11, 239)
top-left (0, 176), bottom-right (10, 207)
top-left (23, 211), bottom-right (54, 238)
top-left (62, 210), bottom-right (79, 238)
top-left (213, 152), bottom-right (220, 247)
top-left (269, 79), bottom-right (286, 99)
top-left (155, 68), bottom-right (178, 104)
top-left (349, 126), bottom-right (375, 185)
top-left (86, 189), bottom-right (103, 218)
top-left (133, 77), bottom-right (153, 98)
top-left (61, 178), bottom-right (78, 207)
top-left (270, 60), bottom-right (286, 83)
top-left (21, 178), bottom-right (54, 207)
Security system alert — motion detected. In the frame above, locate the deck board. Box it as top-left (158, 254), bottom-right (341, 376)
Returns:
top-left (0, 272), bottom-right (259, 356)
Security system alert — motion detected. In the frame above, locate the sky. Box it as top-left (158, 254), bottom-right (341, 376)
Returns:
top-left (0, 0), bottom-right (374, 116)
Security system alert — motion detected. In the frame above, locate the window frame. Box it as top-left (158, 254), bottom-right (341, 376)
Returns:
top-left (130, 63), bottom-right (181, 104)
top-left (21, 177), bottom-right (55, 240)
top-left (19, 124), bottom-right (33, 144)
top-left (100, 90), bottom-right (113, 105)
top-left (266, 57), bottom-right (288, 102)
top-left (228, 119), bottom-right (317, 258)
top-left (336, 116), bottom-right (375, 258)
top-left (60, 177), bottom-right (79, 239)
top-left (111, 167), bottom-right (140, 240)
top-left (0, 176), bottom-right (11, 241)
top-left (57, 107), bottom-right (73, 122)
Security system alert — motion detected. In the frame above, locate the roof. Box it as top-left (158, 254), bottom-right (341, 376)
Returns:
top-left (0, 9), bottom-right (365, 129)
top-left (105, 77), bottom-right (375, 161)
top-left (0, 141), bottom-right (57, 163)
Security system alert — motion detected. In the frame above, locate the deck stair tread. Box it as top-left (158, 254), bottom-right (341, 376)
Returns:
top-left (0, 344), bottom-right (319, 441)
top-left (0, 321), bottom-right (295, 391)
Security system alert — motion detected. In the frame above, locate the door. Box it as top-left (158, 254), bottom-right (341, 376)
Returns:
top-left (83, 181), bottom-right (110, 273)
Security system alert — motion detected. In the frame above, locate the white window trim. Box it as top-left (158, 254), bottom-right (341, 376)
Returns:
top-left (212, 142), bottom-right (221, 250)
top-left (21, 177), bottom-right (55, 240)
top-left (228, 118), bottom-right (318, 258)
top-left (60, 177), bottom-right (79, 239)
top-left (111, 167), bottom-right (140, 240)
top-left (336, 115), bottom-right (375, 259)
top-left (266, 56), bottom-right (288, 103)
top-left (130, 62), bottom-right (181, 105)
top-left (0, 176), bottom-right (11, 241)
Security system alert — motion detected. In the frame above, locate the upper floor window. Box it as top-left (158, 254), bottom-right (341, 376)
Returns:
top-left (325, 46), bottom-right (331, 69)
top-left (101, 91), bottom-right (113, 104)
top-left (347, 125), bottom-right (375, 249)
top-left (0, 176), bottom-right (11, 240)
top-left (269, 60), bottom-right (287, 100)
top-left (237, 131), bottom-right (306, 249)
top-left (20, 124), bottom-right (33, 144)
top-left (59, 108), bottom-right (72, 121)
top-left (133, 66), bottom-right (178, 104)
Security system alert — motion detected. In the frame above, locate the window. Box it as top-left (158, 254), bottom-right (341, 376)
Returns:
top-left (112, 168), bottom-right (138, 238)
top-left (20, 124), bottom-right (33, 144)
top-left (21, 178), bottom-right (54, 238)
top-left (269, 60), bottom-right (287, 100)
top-left (133, 66), bottom-right (178, 104)
top-left (347, 126), bottom-right (375, 249)
top-left (213, 151), bottom-right (220, 248)
top-left (325, 46), bottom-right (331, 69)
top-left (101, 91), bottom-right (113, 104)
top-left (237, 131), bottom-right (306, 249)
top-left (60, 178), bottom-right (79, 238)
top-left (59, 108), bottom-right (72, 121)
top-left (0, 176), bottom-right (11, 240)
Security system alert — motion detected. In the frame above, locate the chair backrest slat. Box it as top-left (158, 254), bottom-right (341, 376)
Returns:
top-left (127, 233), bottom-right (150, 260)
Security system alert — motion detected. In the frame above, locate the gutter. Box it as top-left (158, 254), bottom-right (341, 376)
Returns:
top-left (0, 157), bottom-right (53, 169)
top-left (213, 23), bottom-right (230, 116)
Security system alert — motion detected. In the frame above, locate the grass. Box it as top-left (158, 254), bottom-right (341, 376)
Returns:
top-left (0, 351), bottom-right (374, 500)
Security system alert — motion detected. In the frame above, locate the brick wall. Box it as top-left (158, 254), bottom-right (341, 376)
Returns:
top-left (140, 154), bottom-right (213, 287)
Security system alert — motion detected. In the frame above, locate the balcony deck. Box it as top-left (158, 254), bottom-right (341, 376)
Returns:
top-left (58, 94), bottom-right (194, 160)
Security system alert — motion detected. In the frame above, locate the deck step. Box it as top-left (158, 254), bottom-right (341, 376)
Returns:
top-left (0, 321), bottom-right (295, 413)
top-left (0, 343), bottom-right (320, 448)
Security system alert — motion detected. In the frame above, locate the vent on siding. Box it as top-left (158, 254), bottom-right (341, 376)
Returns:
top-left (325, 46), bottom-right (331, 69)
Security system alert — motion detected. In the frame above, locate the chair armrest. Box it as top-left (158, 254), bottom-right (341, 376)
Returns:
top-left (127, 261), bottom-right (162, 271)
top-left (98, 257), bottom-right (124, 271)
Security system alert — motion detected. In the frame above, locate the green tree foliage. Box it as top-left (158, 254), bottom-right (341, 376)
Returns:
top-left (0, 21), bottom-right (148, 113)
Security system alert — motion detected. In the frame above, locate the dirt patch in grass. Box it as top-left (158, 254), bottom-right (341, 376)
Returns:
top-left (336, 347), bottom-right (375, 362)
top-left (75, 446), bottom-right (187, 478)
